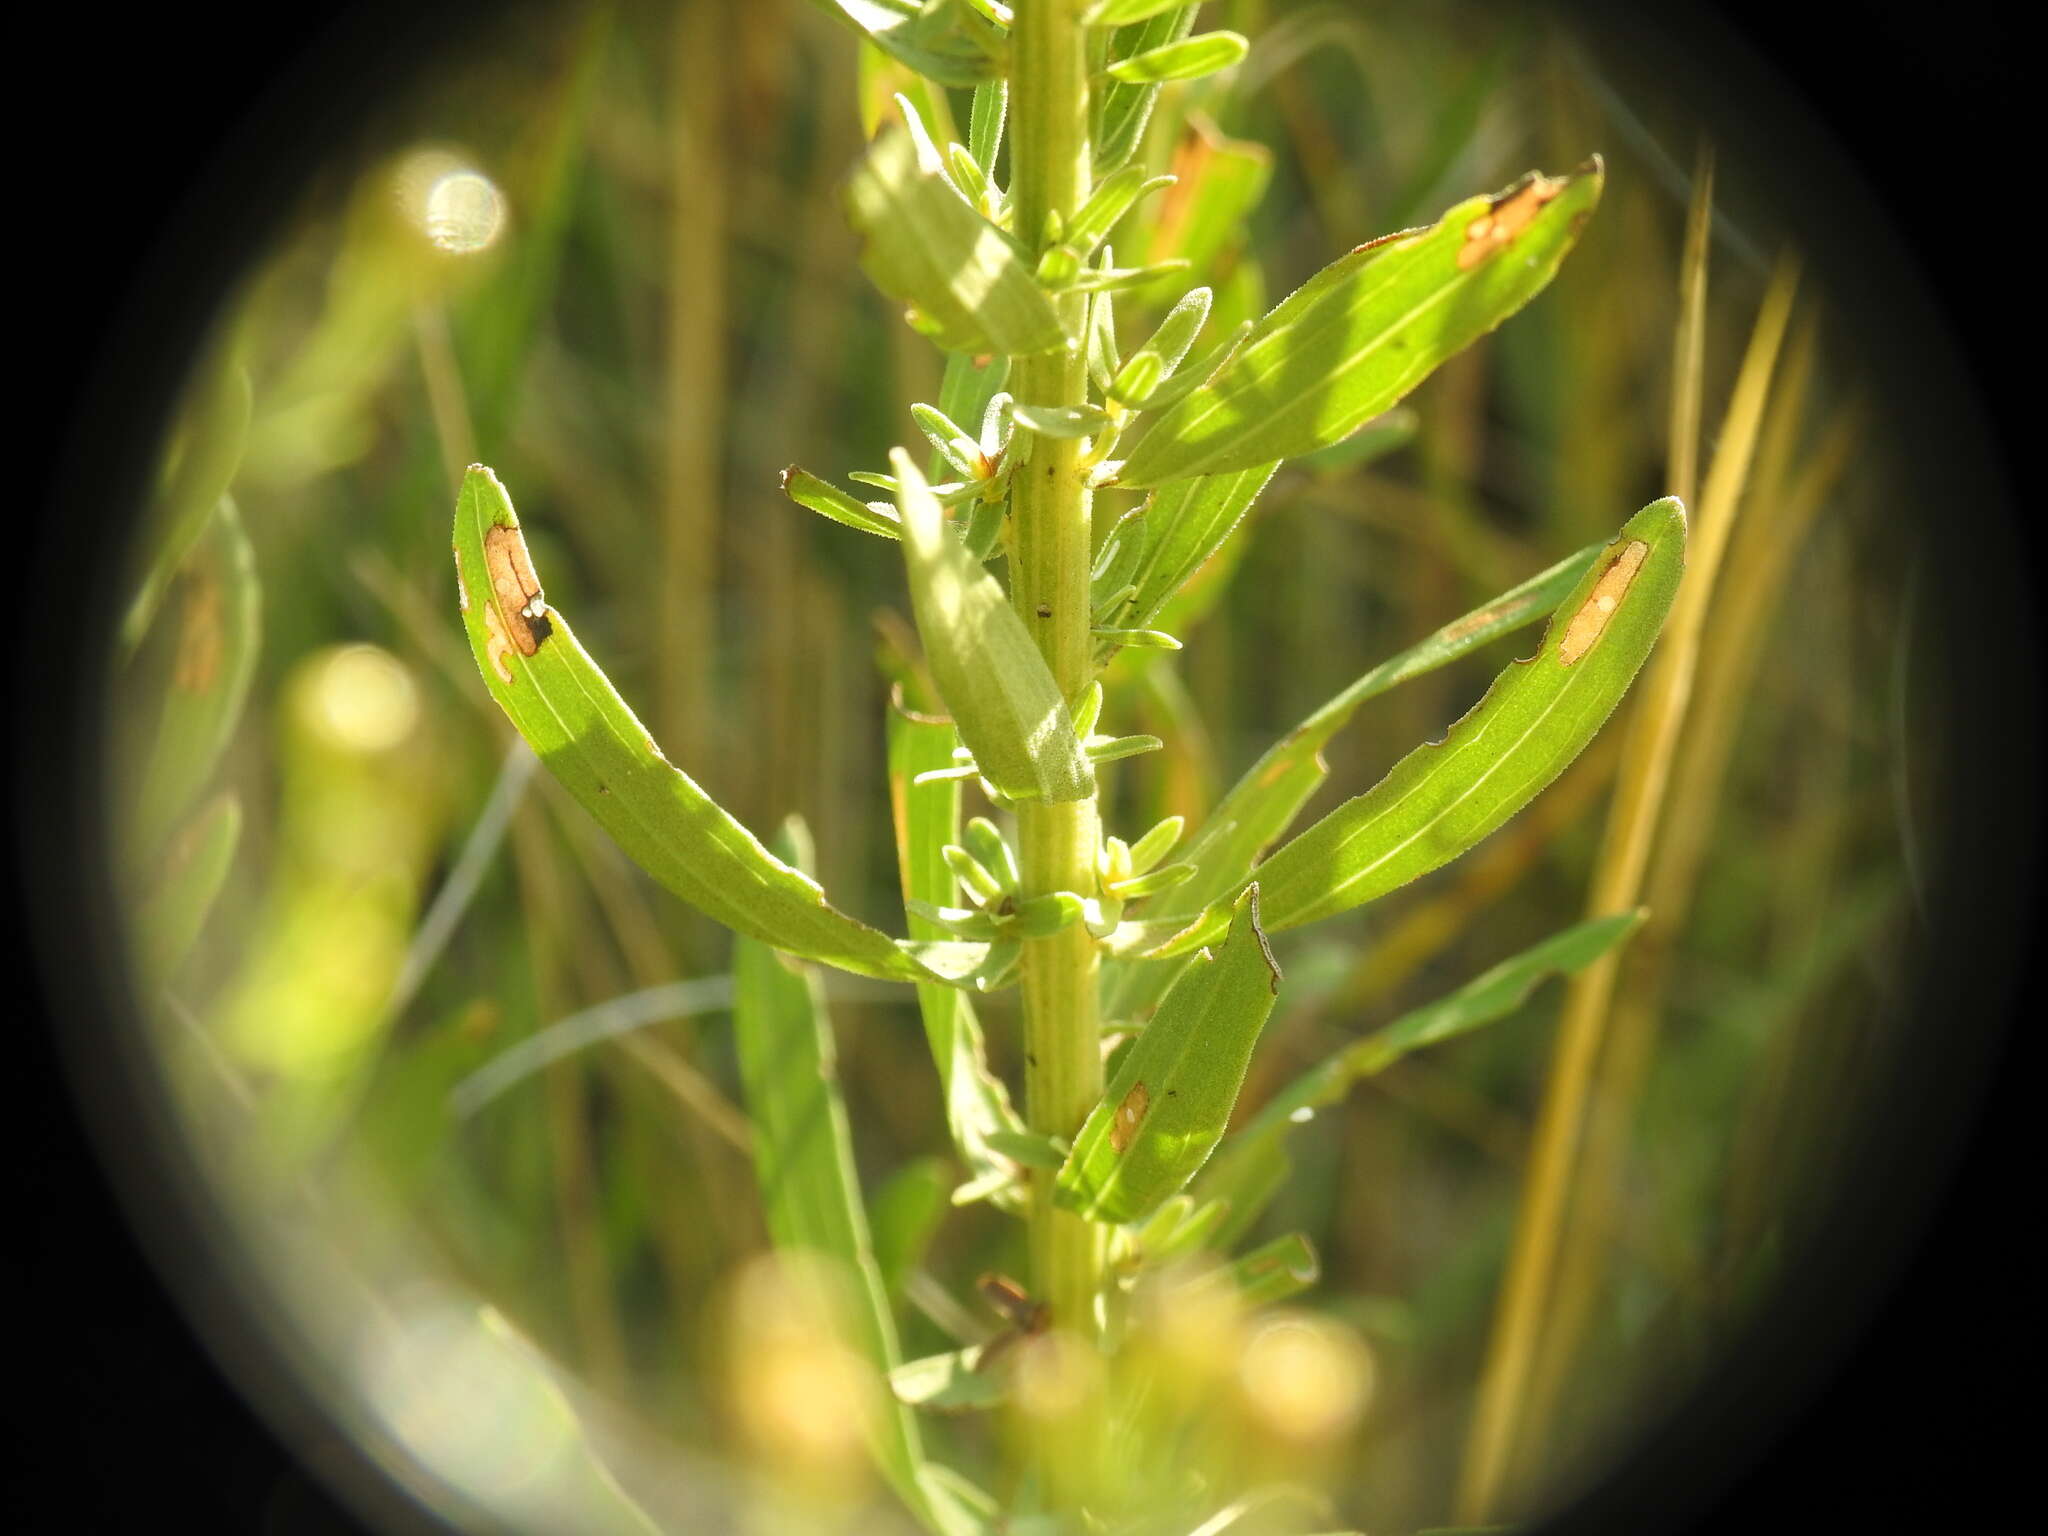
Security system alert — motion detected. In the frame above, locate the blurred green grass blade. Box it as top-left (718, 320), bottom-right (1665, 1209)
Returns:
top-left (1094, 463), bottom-right (1278, 664)
top-left (731, 819), bottom-right (955, 1531)
top-left (134, 791), bottom-right (240, 980)
top-left (1055, 885), bottom-right (1282, 1225)
top-left (870, 1156), bottom-right (954, 1299)
top-left (131, 497), bottom-right (261, 865)
top-left (1228, 1232), bottom-right (1320, 1307)
top-left (454, 466), bottom-right (977, 984)
top-left (1102, 539), bottom-right (1602, 1022)
top-left (887, 695), bottom-right (1030, 1210)
top-left (848, 125), bottom-right (1068, 357)
top-left (891, 1347), bottom-right (1009, 1413)
top-left (122, 357), bottom-right (251, 652)
top-left (1198, 913), bottom-right (1644, 1245)
top-left (1095, 6), bottom-right (1199, 172)
top-left (1115, 162), bottom-right (1605, 487)
top-left (1251, 497), bottom-right (1683, 933)
top-left (1105, 30), bottom-right (1248, 84)
top-left (894, 452), bottom-right (1094, 804)
top-left (810, 0), bottom-right (997, 88)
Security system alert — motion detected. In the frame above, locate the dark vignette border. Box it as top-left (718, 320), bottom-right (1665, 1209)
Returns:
top-left (13, 1), bottom-right (2038, 1531)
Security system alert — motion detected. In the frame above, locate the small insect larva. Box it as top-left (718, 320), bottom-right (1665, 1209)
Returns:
top-left (1558, 539), bottom-right (1650, 666)
top-left (1110, 1081), bottom-right (1150, 1153)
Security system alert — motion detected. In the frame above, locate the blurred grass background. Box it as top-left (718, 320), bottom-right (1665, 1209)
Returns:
top-left (106, 0), bottom-right (1928, 1528)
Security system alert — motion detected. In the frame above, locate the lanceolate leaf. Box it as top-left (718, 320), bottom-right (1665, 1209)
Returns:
top-left (453, 466), bottom-right (981, 986)
top-left (730, 821), bottom-right (964, 1534)
top-left (1102, 539), bottom-right (1604, 1023)
top-left (1055, 885), bottom-right (1283, 1225)
top-left (1093, 463), bottom-right (1279, 663)
top-left (1249, 497), bottom-right (1683, 932)
top-left (894, 452), bottom-right (1094, 804)
top-left (847, 124), bottom-right (1067, 357)
top-left (808, 0), bottom-right (997, 89)
top-left (130, 498), bottom-right (261, 867)
top-left (1115, 162), bottom-right (1604, 487)
top-left (1105, 30), bottom-right (1248, 84)
top-left (1197, 913), bottom-right (1645, 1244)
top-left (134, 791), bottom-right (241, 979)
top-left (1095, 6), bottom-right (1199, 173)
top-left (887, 696), bottom-right (1030, 1210)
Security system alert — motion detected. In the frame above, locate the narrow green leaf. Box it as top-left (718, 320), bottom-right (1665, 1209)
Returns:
top-left (1198, 913), bottom-right (1645, 1243)
top-left (892, 1348), bottom-right (1009, 1413)
top-left (847, 124), bottom-right (1068, 357)
top-left (1106, 30), bottom-right (1249, 84)
top-left (1094, 7), bottom-right (1199, 172)
top-left (888, 695), bottom-right (1031, 1210)
top-left (1067, 165), bottom-right (1176, 253)
top-left (1101, 537), bottom-right (1606, 1023)
top-left (1116, 161), bottom-right (1605, 487)
top-left (809, 0), bottom-right (997, 88)
top-left (1012, 402), bottom-right (1110, 440)
top-left (1116, 318), bottom-right (1251, 416)
top-left (1134, 1195), bottom-right (1229, 1264)
top-left (781, 465), bottom-right (903, 539)
top-left (1054, 884), bottom-right (1283, 1225)
top-left (1085, 0), bottom-right (1189, 23)
top-left (894, 452), bottom-right (1094, 803)
top-left (1094, 463), bottom-right (1277, 663)
top-left (984, 1129), bottom-right (1069, 1170)
top-left (454, 466), bottom-right (973, 985)
top-left (731, 819), bottom-right (951, 1528)
top-left (123, 357), bottom-right (252, 653)
top-left (1062, 258), bottom-right (1192, 293)
top-left (1251, 498), bottom-right (1684, 932)
top-left (134, 791), bottom-right (241, 980)
top-left (1110, 286), bottom-right (1212, 406)
top-left (130, 498), bottom-right (261, 866)
top-left (968, 77), bottom-right (1007, 173)
top-left (1228, 1232), bottom-right (1320, 1307)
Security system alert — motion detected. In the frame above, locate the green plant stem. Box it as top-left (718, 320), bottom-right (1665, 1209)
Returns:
top-left (1009, 0), bottom-right (1105, 1377)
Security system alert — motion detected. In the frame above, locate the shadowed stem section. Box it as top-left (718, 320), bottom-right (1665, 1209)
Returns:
top-left (1008, 0), bottom-right (1106, 1500)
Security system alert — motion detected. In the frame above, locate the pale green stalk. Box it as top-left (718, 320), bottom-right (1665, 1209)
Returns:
top-left (1008, 0), bottom-right (1106, 1384)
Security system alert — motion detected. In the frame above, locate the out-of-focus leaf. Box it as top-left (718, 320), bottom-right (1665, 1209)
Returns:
top-left (1093, 463), bottom-right (1278, 665)
top-left (1055, 885), bottom-right (1282, 1225)
top-left (1136, 115), bottom-right (1272, 296)
top-left (133, 791), bottom-right (240, 980)
top-left (847, 123), bottom-right (1067, 357)
top-left (1115, 162), bottom-right (1605, 486)
top-left (811, 0), bottom-right (998, 89)
top-left (122, 356), bottom-right (251, 652)
top-left (730, 819), bottom-right (958, 1531)
top-left (1102, 538), bottom-right (1606, 1023)
top-left (892, 1348), bottom-right (1009, 1413)
top-left (888, 696), bottom-right (1029, 1210)
top-left (1105, 30), bottom-right (1248, 84)
top-left (453, 466), bottom-right (983, 985)
top-left (1198, 913), bottom-right (1645, 1244)
top-left (894, 453), bottom-right (1094, 804)
top-left (1095, 6), bottom-right (1199, 173)
top-left (130, 498), bottom-right (261, 866)
top-left (1227, 1232), bottom-right (1320, 1306)
top-left (1248, 497), bottom-right (1682, 933)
